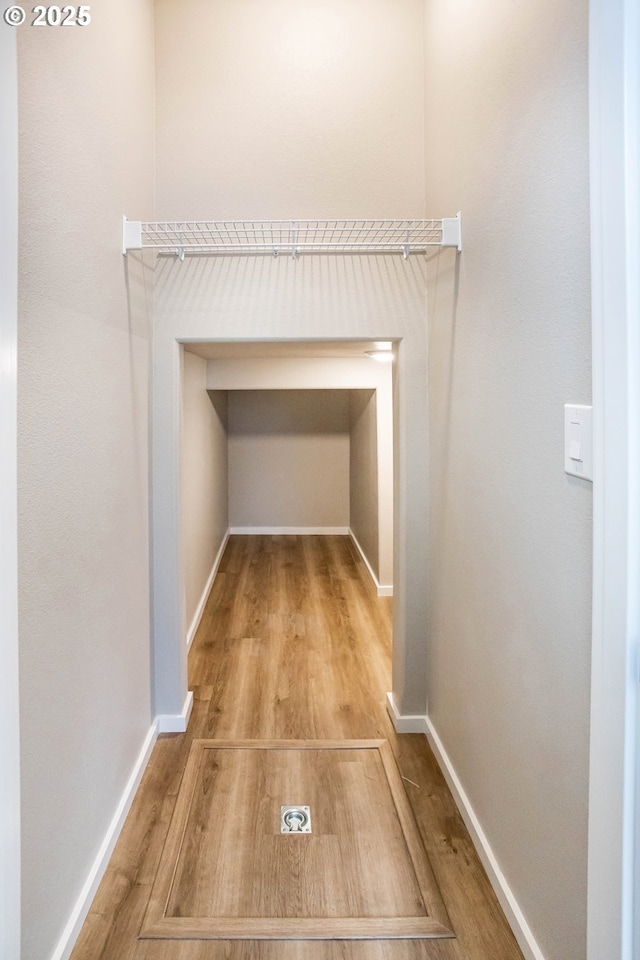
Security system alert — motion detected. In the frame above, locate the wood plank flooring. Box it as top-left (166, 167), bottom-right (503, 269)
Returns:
top-left (70, 535), bottom-right (525, 960)
top-left (141, 739), bottom-right (452, 939)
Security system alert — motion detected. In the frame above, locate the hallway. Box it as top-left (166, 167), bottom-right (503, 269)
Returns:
top-left (69, 536), bottom-right (524, 960)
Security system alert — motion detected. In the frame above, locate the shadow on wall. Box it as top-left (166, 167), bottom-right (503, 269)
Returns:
top-left (426, 247), bottom-right (461, 490)
top-left (123, 251), bottom-right (154, 511)
top-left (152, 252), bottom-right (429, 335)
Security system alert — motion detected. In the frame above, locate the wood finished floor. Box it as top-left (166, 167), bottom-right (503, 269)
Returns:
top-left (141, 739), bottom-right (452, 940)
top-left (70, 535), bottom-right (525, 960)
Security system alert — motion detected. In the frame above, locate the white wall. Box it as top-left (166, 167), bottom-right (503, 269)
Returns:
top-left (155, 0), bottom-right (425, 220)
top-left (587, 1), bottom-right (640, 956)
top-left (152, 0), bottom-right (428, 721)
top-left (423, 3), bottom-right (592, 959)
top-left (181, 351), bottom-right (228, 636)
top-left (17, 3), bottom-right (155, 957)
top-left (349, 390), bottom-right (379, 578)
top-left (207, 356), bottom-right (394, 580)
top-left (0, 25), bottom-right (20, 960)
top-left (207, 354), bottom-right (394, 579)
top-left (228, 389), bottom-right (349, 529)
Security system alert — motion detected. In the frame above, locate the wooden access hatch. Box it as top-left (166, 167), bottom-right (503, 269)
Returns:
top-left (140, 739), bottom-right (454, 940)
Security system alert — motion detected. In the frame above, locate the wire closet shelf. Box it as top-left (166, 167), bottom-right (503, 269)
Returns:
top-left (122, 216), bottom-right (462, 259)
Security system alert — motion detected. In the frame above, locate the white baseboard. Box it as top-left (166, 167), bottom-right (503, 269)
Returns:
top-left (385, 697), bottom-right (546, 959)
top-left (376, 584), bottom-right (393, 597)
top-left (349, 529), bottom-right (393, 597)
top-left (229, 526), bottom-right (350, 535)
top-left (49, 721), bottom-right (159, 960)
top-left (385, 691), bottom-right (428, 733)
top-left (186, 530), bottom-right (229, 651)
top-left (424, 717), bottom-right (546, 960)
top-left (50, 686), bottom-right (196, 959)
top-left (157, 690), bottom-right (194, 734)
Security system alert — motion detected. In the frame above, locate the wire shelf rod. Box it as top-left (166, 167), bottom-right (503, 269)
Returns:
top-left (122, 216), bottom-right (462, 256)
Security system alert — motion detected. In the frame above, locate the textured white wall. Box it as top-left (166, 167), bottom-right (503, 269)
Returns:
top-left (423, 2), bottom-right (592, 959)
top-left (155, 0), bottom-right (425, 220)
top-left (16, 3), bottom-right (155, 957)
top-left (153, 0), bottom-right (429, 718)
top-left (349, 390), bottom-right (379, 577)
top-left (181, 351), bottom-right (228, 631)
top-left (228, 390), bottom-right (349, 528)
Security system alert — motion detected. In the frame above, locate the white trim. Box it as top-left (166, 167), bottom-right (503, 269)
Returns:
top-left (385, 693), bottom-right (547, 960)
top-left (588, 1), bottom-right (640, 957)
top-left (47, 687), bottom-right (197, 960)
top-left (156, 690), bottom-right (194, 734)
top-left (350, 529), bottom-right (393, 597)
top-left (186, 530), bottom-right (229, 651)
top-left (49, 722), bottom-right (159, 960)
top-left (385, 691), bottom-right (427, 734)
top-left (229, 526), bottom-right (349, 535)
top-left (424, 717), bottom-right (546, 960)
top-left (0, 26), bottom-right (20, 960)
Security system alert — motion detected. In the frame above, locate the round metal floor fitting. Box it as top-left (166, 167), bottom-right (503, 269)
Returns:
top-left (280, 805), bottom-right (311, 833)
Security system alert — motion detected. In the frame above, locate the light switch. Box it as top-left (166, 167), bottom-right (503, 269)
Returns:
top-left (564, 404), bottom-right (593, 481)
top-left (567, 417), bottom-right (583, 461)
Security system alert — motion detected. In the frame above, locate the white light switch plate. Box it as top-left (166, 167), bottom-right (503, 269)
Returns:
top-left (564, 404), bottom-right (593, 481)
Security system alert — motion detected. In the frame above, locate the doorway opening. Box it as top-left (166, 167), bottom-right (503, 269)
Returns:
top-left (179, 339), bottom-right (395, 660)
top-left (151, 332), bottom-right (429, 733)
